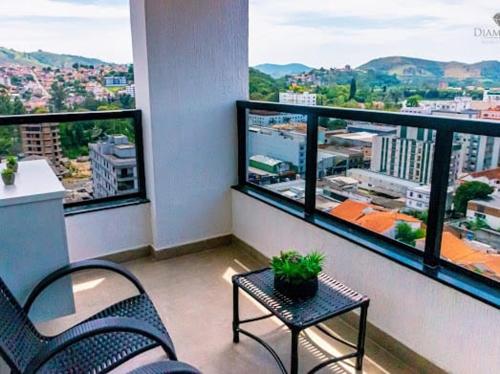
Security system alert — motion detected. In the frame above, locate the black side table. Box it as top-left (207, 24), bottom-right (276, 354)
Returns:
top-left (232, 268), bottom-right (370, 374)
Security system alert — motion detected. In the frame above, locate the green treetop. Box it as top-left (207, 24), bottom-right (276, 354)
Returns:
top-left (453, 181), bottom-right (494, 215)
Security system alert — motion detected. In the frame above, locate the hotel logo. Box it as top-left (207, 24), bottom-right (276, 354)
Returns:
top-left (474, 13), bottom-right (500, 42)
top-left (494, 12), bottom-right (500, 27)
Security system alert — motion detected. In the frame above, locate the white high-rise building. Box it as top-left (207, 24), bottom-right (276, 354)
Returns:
top-left (459, 134), bottom-right (500, 173)
top-left (371, 126), bottom-right (461, 185)
top-left (125, 84), bottom-right (136, 98)
top-left (483, 90), bottom-right (500, 104)
top-left (400, 99), bottom-right (499, 175)
top-left (89, 135), bottom-right (138, 198)
top-left (279, 91), bottom-right (317, 106)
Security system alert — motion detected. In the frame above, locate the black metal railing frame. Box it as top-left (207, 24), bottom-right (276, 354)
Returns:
top-left (0, 109), bottom-right (146, 209)
top-left (237, 100), bottom-right (500, 289)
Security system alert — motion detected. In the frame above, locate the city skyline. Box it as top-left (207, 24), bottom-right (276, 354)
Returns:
top-left (0, 0), bottom-right (499, 67)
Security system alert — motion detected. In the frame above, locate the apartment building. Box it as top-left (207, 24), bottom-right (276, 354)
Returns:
top-left (480, 106), bottom-right (500, 121)
top-left (371, 126), bottom-right (461, 185)
top-left (459, 134), bottom-right (500, 173)
top-left (89, 135), bottom-right (138, 198)
top-left (402, 96), bottom-right (474, 114)
top-left (125, 84), bottom-right (136, 98)
top-left (347, 168), bottom-right (421, 197)
top-left (406, 184), bottom-right (453, 212)
top-left (483, 89), bottom-right (500, 104)
top-left (467, 194), bottom-right (500, 229)
top-left (248, 110), bottom-right (306, 126)
top-left (279, 91), bottom-right (317, 106)
top-left (104, 76), bottom-right (127, 87)
top-left (20, 123), bottom-right (63, 174)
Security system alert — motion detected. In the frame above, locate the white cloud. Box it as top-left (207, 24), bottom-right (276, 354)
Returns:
top-left (249, 0), bottom-right (500, 67)
top-left (0, 0), bottom-right (132, 63)
top-left (0, 0), bottom-right (498, 67)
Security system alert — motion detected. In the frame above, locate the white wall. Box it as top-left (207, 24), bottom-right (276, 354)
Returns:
top-left (65, 203), bottom-right (152, 262)
top-left (232, 190), bottom-right (500, 374)
top-left (130, 0), bottom-right (248, 250)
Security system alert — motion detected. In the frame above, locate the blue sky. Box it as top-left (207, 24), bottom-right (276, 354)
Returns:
top-left (0, 0), bottom-right (498, 67)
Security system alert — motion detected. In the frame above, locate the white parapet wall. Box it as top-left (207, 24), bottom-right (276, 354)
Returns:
top-left (232, 189), bottom-right (500, 374)
top-left (65, 203), bottom-right (152, 262)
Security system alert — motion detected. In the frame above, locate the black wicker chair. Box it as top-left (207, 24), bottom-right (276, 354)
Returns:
top-left (0, 259), bottom-right (177, 374)
top-left (128, 361), bottom-right (201, 374)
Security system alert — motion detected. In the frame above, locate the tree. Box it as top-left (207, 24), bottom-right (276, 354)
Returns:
top-left (10, 76), bottom-right (22, 86)
top-left (406, 95), bottom-right (421, 107)
top-left (406, 209), bottom-right (428, 224)
top-left (395, 222), bottom-right (426, 246)
top-left (453, 181), bottom-right (494, 215)
top-left (12, 97), bottom-right (26, 115)
top-left (49, 81), bottom-right (66, 112)
top-left (0, 94), bottom-right (12, 114)
top-left (348, 78), bottom-right (357, 100)
top-left (318, 118), bottom-right (347, 130)
top-left (119, 94), bottom-right (134, 109)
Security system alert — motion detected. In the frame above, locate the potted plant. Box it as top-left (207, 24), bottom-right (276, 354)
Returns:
top-left (1, 167), bottom-right (15, 186)
top-left (6, 156), bottom-right (18, 172)
top-left (271, 250), bottom-right (325, 299)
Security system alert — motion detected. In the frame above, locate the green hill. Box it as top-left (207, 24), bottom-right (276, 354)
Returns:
top-left (0, 47), bottom-right (109, 67)
top-left (358, 56), bottom-right (500, 84)
top-left (249, 68), bottom-right (287, 101)
top-left (254, 63), bottom-right (313, 78)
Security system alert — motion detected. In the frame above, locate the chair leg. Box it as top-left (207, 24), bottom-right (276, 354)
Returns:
top-left (232, 282), bottom-right (240, 343)
top-left (356, 304), bottom-right (368, 371)
top-left (290, 329), bottom-right (299, 374)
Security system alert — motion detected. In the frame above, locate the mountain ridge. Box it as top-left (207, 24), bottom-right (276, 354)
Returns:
top-left (357, 56), bottom-right (500, 81)
top-left (0, 47), bottom-right (111, 67)
top-left (254, 63), bottom-right (313, 78)
top-left (254, 57), bottom-right (500, 83)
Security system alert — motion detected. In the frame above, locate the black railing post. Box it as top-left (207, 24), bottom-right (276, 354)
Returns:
top-left (133, 109), bottom-right (147, 199)
top-left (424, 130), bottom-right (454, 268)
top-left (237, 104), bottom-right (247, 187)
top-left (305, 113), bottom-right (318, 217)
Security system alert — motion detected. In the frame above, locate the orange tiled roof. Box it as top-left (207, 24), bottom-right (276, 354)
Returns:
top-left (330, 200), bottom-right (419, 234)
top-left (468, 167), bottom-right (500, 181)
top-left (440, 232), bottom-right (500, 278)
top-left (329, 200), bottom-right (374, 222)
top-left (356, 211), bottom-right (420, 234)
top-left (482, 256), bottom-right (500, 275)
top-left (440, 232), bottom-right (476, 261)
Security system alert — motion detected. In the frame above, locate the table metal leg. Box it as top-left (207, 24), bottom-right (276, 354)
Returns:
top-left (356, 303), bottom-right (369, 371)
top-left (291, 329), bottom-right (300, 374)
top-left (233, 281), bottom-right (240, 343)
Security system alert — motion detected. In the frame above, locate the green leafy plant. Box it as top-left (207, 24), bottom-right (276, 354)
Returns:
top-left (6, 156), bottom-right (17, 170)
top-left (1, 167), bottom-right (14, 177)
top-left (271, 250), bottom-right (325, 284)
top-left (1, 166), bottom-right (15, 185)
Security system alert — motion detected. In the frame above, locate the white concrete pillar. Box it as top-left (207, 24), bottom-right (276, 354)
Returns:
top-left (130, 0), bottom-right (249, 250)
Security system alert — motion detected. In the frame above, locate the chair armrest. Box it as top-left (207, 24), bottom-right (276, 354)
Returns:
top-left (23, 259), bottom-right (145, 314)
top-left (25, 317), bottom-right (177, 374)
